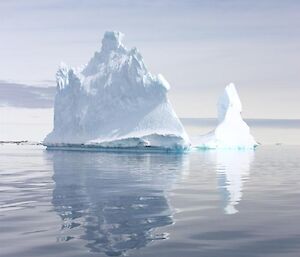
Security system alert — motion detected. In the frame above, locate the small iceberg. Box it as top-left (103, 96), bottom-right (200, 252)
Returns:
top-left (43, 31), bottom-right (190, 151)
top-left (195, 83), bottom-right (257, 149)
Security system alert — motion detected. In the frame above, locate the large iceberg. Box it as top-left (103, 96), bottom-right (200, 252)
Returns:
top-left (196, 83), bottom-right (257, 149)
top-left (44, 31), bottom-right (190, 151)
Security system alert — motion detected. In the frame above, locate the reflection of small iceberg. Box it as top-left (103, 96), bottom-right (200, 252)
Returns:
top-left (216, 151), bottom-right (254, 214)
top-left (50, 151), bottom-right (188, 256)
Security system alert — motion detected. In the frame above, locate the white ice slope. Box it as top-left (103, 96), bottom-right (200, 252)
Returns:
top-left (44, 31), bottom-right (190, 150)
top-left (196, 83), bottom-right (257, 149)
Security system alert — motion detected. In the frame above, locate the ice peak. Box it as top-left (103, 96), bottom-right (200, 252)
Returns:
top-left (196, 83), bottom-right (257, 149)
top-left (101, 31), bottom-right (124, 52)
top-left (44, 31), bottom-right (190, 150)
top-left (218, 83), bottom-right (242, 122)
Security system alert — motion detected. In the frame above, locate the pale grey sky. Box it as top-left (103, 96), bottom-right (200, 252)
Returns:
top-left (0, 0), bottom-right (299, 118)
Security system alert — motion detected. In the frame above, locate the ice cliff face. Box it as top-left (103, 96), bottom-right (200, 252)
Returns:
top-left (44, 31), bottom-right (190, 150)
top-left (196, 83), bottom-right (257, 149)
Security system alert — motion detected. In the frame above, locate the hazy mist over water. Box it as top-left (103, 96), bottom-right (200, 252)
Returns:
top-left (0, 80), bottom-right (299, 145)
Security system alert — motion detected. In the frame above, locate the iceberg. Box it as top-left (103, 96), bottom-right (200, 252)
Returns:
top-left (196, 83), bottom-right (257, 149)
top-left (44, 31), bottom-right (190, 151)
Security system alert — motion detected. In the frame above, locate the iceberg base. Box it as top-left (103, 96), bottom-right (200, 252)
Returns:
top-left (45, 144), bottom-right (188, 153)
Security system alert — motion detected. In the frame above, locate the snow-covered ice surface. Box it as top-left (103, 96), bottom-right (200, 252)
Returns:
top-left (44, 31), bottom-right (190, 151)
top-left (195, 83), bottom-right (257, 149)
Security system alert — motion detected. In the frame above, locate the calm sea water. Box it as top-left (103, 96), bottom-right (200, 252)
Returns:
top-left (0, 121), bottom-right (300, 257)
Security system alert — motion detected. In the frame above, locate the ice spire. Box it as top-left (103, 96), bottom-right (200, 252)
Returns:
top-left (217, 83), bottom-right (242, 122)
top-left (101, 31), bottom-right (124, 52)
top-left (196, 83), bottom-right (257, 149)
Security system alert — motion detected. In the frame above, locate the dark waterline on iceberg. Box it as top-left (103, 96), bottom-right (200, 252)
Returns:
top-left (45, 144), bottom-right (189, 153)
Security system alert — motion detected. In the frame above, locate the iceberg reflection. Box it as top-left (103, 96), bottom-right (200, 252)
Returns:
top-left (50, 151), bottom-right (188, 256)
top-left (215, 151), bottom-right (254, 215)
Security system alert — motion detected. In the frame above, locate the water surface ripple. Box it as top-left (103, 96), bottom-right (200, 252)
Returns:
top-left (0, 145), bottom-right (300, 257)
